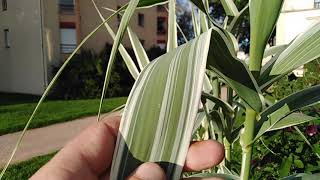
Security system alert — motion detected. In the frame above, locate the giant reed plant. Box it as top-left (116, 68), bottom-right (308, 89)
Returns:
top-left (1, 0), bottom-right (320, 179)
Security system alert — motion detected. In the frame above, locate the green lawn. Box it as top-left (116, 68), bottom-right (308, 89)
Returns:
top-left (0, 97), bottom-right (127, 135)
top-left (1, 153), bottom-right (56, 180)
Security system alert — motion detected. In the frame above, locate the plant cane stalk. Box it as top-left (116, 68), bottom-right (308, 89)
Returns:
top-left (223, 137), bottom-right (231, 163)
top-left (240, 108), bottom-right (256, 180)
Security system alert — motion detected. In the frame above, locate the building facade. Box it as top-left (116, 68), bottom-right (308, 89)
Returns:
top-left (277, 0), bottom-right (320, 45)
top-left (0, 0), bottom-right (60, 95)
top-left (0, 0), bottom-right (168, 95)
top-left (276, 0), bottom-right (320, 77)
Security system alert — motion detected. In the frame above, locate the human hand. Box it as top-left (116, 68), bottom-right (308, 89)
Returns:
top-left (31, 114), bottom-right (224, 180)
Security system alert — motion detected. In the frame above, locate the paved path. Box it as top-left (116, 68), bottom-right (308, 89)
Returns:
top-left (0, 89), bottom-right (229, 167)
top-left (0, 114), bottom-right (112, 167)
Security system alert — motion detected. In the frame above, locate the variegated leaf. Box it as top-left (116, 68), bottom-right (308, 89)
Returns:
top-left (111, 27), bottom-right (262, 179)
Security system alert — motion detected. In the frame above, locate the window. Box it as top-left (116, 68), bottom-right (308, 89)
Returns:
top-left (59, 0), bottom-right (74, 14)
top-left (4, 29), bottom-right (10, 48)
top-left (157, 17), bottom-right (166, 34)
top-left (2, 0), bottom-right (7, 11)
top-left (138, 13), bottom-right (144, 27)
top-left (315, 0), bottom-right (320, 8)
top-left (60, 22), bottom-right (77, 53)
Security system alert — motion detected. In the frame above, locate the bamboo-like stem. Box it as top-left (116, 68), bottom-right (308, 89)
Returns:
top-left (240, 108), bottom-right (256, 180)
top-left (217, 131), bottom-right (225, 167)
top-left (223, 137), bottom-right (231, 163)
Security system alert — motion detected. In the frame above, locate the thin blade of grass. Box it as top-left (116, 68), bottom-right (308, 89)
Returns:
top-left (97, 0), bottom-right (140, 122)
top-left (191, 3), bottom-right (200, 37)
top-left (164, 6), bottom-right (188, 43)
top-left (127, 27), bottom-right (150, 70)
top-left (91, 0), bottom-right (140, 79)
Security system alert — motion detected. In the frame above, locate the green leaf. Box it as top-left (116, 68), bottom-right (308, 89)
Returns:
top-left (269, 113), bottom-right (319, 131)
top-left (294, 159), bottom-right (304, 168)
top-left (127, 27), bottom-right (150, 70)
top-left (281, 173), bottom-right (320, 180)
top-left (186, 172), bottom-right (240, 180)
top-left (260, 22), bottom-right (320, 88)
top-left (136, 0), bottom-right (167, 8)
top-left (220, 0), bottom-right (239, 16)
top-left (192, 111), bottom-right (206, 134)
top-left (167, 0), bottom-right (178, 52)
top-left (249, 0), bottom-right (284, 74)
top-left (254, 104), bottom-right (291, 141)
top-left (202, 92), bottom-right (234, 118)
top-left (279, 155), bottom-right (293, 178)
top-left (207, 27), bottom-right (262, 111)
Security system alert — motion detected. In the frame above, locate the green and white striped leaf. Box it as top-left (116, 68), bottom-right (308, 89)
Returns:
top-left (164, 6), bottom-right (189, 43)
top-left (127, 27), bottom-right (150, 70)
top-left (110, 29), bottom-right (212, 180)
top-left (263, 44), bottom-right (288, 59)
top-left (167, 0), bottom-right (178, 52)
top-left (249, 0), bottom-right (283, 74)
top-left (255, 104), bottom-right (291, 141)
top-left (91, 0), bottom-right (140, 79)
top-left (97, 0), bottom-right (140, 120)
top-left (260, 22), bottom-right (320, 88)
top-left (254, 85), bottom-right (320, 140)
top-left (110, 26), bottom-right (262, 178)
top-left (221, 0), bottom-right (239, 17)
top-left (268, 113), bottom-right (319, 131)
top-left (260, 84), bottom-right (320, 121)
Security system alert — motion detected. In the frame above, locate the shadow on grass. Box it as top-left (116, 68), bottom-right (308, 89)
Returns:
top-left (0, 93), bottom-right (40, 106)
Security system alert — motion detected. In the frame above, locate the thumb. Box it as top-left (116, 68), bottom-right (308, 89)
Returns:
top-left (128, 162), bottom-right (166, 180)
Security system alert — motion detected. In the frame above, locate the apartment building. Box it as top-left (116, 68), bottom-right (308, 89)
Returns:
top-left (277, 0), bottom-right (320, 45)
top-left (0, 0), bottom-right (168, 95)
top-left (276, 0), bottom-right (320, 77)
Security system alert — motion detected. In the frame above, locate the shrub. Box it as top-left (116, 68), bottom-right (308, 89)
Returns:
top-left (51, 44), bottom-right (135, 99)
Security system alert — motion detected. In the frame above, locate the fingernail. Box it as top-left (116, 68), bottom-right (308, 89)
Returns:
top-left (130, 162), bottom-right (166, 180)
